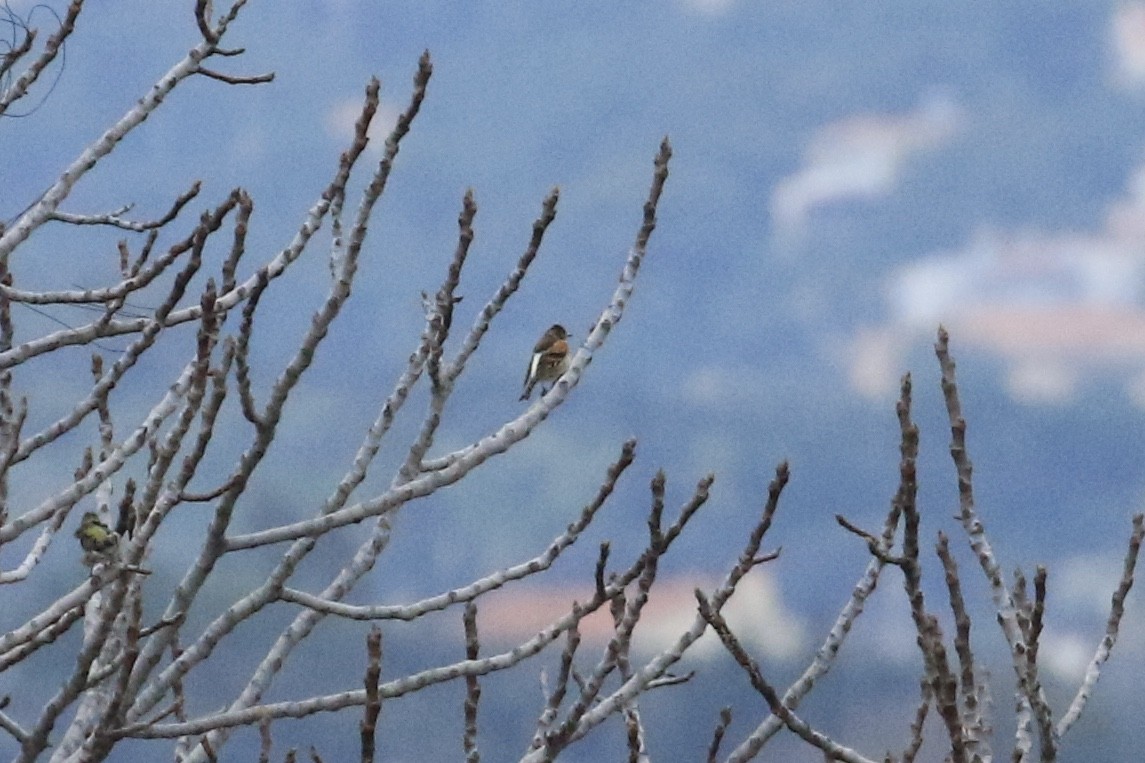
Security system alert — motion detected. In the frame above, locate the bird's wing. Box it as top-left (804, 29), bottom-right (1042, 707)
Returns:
top-left (524, 351), bottom-right (542, 386)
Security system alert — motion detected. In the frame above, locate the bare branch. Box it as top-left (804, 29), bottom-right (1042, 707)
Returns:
top-left (122, 63), bottom-right (424, 722)
top-left (47, 181), bottom-right (201, 231)
top-left (706, 706), bottom-right (732, 763)
top-left (194, 66), bottom-right (274, 85)
top-left (223, 139), bottom-right (669, 552)
top-left (0, 697), bottom-right (28, 747)
top-left (727, 384), bottom-right (907, 760)
top-left (1056, 513), bottom-right (1145, 738)
top-left (258, 717), bottom-right (272, 763)
top-left (527, 462), bottom-right (787, 761)
top-left (360, 627), bottom-right (382, 763)
top-left (531, 625), bottom-right (581, 749)
top-left (279, 439), bottom-right (635, 622)
top-left (936, 532), bottom-right (989, 759)
top-left (463, 604), bottom-right (481, 763)
top-left (0, 1), bottom-right (253, 264)
top-left (121, 565), bottom-right (645, 741)
top-left (443, 187), bottom-right (559, 382)
top-left (901, 679), bottom-right (930, 763)
top-left (0, 0), bottom-right (81, 117)
top-left (935, 327), bottom-right (1054, 757)
top-left (696, 591), bottom-right (878, 763)
top-left (0, 23), bottom-right (35, 83)
top-left (836, 513), bottom-right (906, 566)
top-left (3, 6), bottom-right (1137, 758)
top-left (194, 0), bottom-right (218, 44)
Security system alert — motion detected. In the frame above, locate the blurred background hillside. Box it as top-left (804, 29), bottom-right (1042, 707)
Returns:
top-left (5, 1), bottom-right (1145, 760)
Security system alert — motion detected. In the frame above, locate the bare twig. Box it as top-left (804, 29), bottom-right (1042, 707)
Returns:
top-left (696, 591), bottom-right (877, 763)
top-left (527, 462), bottom-right (787, 762)
top-left (936, 532), bottom-right (989, 759)
top-left (123, 59), bottom-right (429, 729)
top-left (47, 181), bottom-right (201, 232)
top-left (706, 706), bottom-right (732, 763)
top-left (726, 378), bottom-right (907, 761)
top-left (0, 0), bottom-right (81, 117)
top-left (902, 679), bottom-right (930, 763)
top-left (935, 327), bottom-right (1054, 758)
top-left (194, 67), bottom-right (274, 85)
top-left (258, 717), bottom-right (272, 763)
top-left (531, 625), bottom-right (581, 748)
top-left (1056, 513), bottom-right (1145, 737)
top-left (360, 627), bottom-right (382, 763)
top-left (463, 604), bottom-right (481, 763)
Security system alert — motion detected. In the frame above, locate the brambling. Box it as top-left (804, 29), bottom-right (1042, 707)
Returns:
top-left (520, 324), bottom-right (570, 400)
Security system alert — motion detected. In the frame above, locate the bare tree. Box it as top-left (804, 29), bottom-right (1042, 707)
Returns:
top-left (0, 3), bottom-right (761, 760)
top-left (0, 4), bottom-right (1140, 763)
top-left (700, 332), bottom-right (1144, 762)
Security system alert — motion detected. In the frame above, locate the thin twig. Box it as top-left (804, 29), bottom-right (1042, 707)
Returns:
top-left (462, 604), bottom-right (481, 763)
top-left (706, 706), bottom-right (732, 763)
top-left (696, 591), bottom-right (877, 763)
top-left (1056, 513), bottom-right (1145, 737)
top-left (360, 627), bottom-right (382, 763)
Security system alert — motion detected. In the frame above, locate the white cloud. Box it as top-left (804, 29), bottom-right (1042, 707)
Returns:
top-left (648, 573), bottom-right (808, 661)
top-left (848, 327), bottom-right (907, 399)
top-left (771, 95), bottom-right (961, 240)
top-left (681, 364), bottom-right (770, 408)
top-left (1111, 3), bottom-right (1145, 89)
top-left (1039, 629), bottom-right (1095, 680)
top-left (855, 223), bottom-right (1145, 404)
top-left (1057, 553), bottom-right (1132, 614)
top-left (1005, 359), bottom-right (1078, 405)
top-left (324, 96), bottom-right (402, 156)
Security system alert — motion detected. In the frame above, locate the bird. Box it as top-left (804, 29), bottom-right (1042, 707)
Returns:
top-left (75, 511), bottom-right (118, 560)
top-left (520, 324), bottom-right (570, 401)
